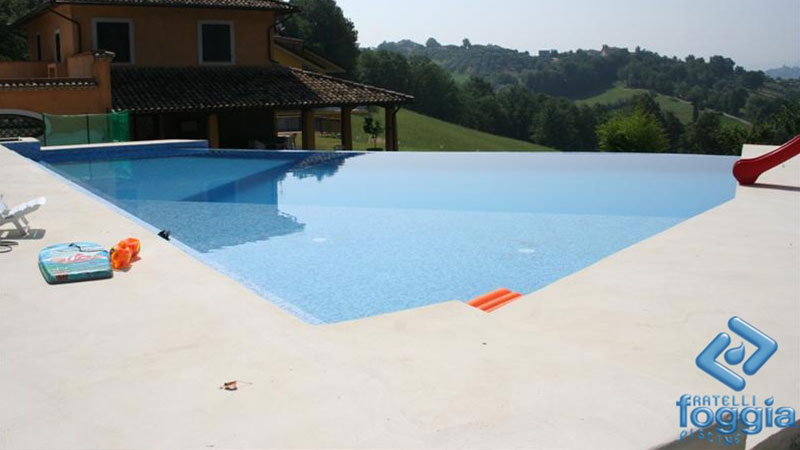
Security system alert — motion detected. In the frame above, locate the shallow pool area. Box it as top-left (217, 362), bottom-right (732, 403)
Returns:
top-left (46, 151), bottom-right (738, 324)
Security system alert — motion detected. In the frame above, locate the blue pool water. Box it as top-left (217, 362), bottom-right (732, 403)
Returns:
top-left (47, 151), bottom-right (737, 324)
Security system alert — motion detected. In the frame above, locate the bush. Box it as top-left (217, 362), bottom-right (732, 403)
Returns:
top-left (597, 110), bottom-right (670, 152)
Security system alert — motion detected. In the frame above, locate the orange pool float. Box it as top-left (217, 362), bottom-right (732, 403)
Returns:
top-left (468, 288), bottom-right (524, 312)
top-left (467, 288), bottom-right (511, 308)
top-left (110, 246), bottom-right (132, 270)
top-left (118, 238), bottom-right (141, 259)
top-left (110, 238), bottom-right (141, 270)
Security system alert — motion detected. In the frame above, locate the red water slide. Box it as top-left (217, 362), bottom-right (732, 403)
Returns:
top-left (733, 134), bottom-right (800, 185)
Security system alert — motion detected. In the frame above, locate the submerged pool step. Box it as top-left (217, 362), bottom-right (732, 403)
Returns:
top-left (467, 288), bottom-right (524, 312)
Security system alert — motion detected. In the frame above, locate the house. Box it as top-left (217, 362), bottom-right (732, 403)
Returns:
top-left (538, 49), bottom-right (558, 60)
top-left (0, 0), bottom-right (413, 150)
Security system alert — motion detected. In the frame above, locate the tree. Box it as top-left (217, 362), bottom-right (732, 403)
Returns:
top-left (748, 98), bottom-right (800, 145)
top-left (462, 38), bottom-right (471, 49)
top-left (716, 125), bottom-right (749, 156)
top-left (362, 117), bottom-right (383, 149)
top-left (407, 55), bottom-right (462, 121)
top-left (356, 50), bottom-right (411, 94)
top-left (740, 71), bottom-right (766, 90)
top-left (425, 38), bottom-right (441, 48)
top-left (743, 95), bottom-right (784, 123)
top-left (630, 93), bottom-right (684, 150)
top-left (460, 77), bottom-right (500, 132)
top-left (0, 0), bottom-right (33, 61)
top-left (596, 110), bottom-right (670, 152)
top-left (686, 112), bottom-right (739, 154)
top-left (662, 111), bottom-right (685, 150)
top-left (630, 93), bottom-right (664, 123)
top-left (496, 86), bottom-right (538, 140)
top-left (530, 99), bottom-right (585, 150)
top-left (282, 0), bottom-right (359, 75)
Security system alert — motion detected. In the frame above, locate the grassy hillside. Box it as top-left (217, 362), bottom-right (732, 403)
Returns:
top-left (574, 83), bottom-right (650, 106)
top-left (317, 108), bottom-right (550, 152)
top-left (575, 83), bottom-right (748, 127)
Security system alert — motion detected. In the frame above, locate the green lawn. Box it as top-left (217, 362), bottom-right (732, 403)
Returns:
top-left (574, 83), bottom-right (650, 106)
top-left (576, 83), bottom-right (747, 128)
top-left (317, 107), bottom-right (551, 152)
top-left (450, 72), bottom-right (470, 85)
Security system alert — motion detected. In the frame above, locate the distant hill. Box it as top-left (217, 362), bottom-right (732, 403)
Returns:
top-left (375, 38), bottom-right (788, 121)
top-left (316, 108), bottom-right (551, 152)
top-left (377, 40), bottom-right (540, 88)
top-left (363, 39), bottom-right (797, 153)
top-left (766, 66), bottom-right (800, 80)
top-left (575, 82), bottom-right (749, 127)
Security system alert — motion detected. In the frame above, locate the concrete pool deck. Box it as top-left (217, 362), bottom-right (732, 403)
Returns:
top-left (0, 144), bottom-right (797, 449)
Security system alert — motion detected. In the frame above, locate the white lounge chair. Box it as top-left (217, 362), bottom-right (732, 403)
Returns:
top-left (0, 195), bottom-right (46, 236)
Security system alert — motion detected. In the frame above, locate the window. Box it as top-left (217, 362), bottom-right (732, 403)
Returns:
top-left (35, 34), bottom-right (42, 61)
top-left (93, 19), bottom-right (134, 63)
top-left (198, 21), bottom-right (234, 64)
top-left (54, 29), bottom-right (61, 63)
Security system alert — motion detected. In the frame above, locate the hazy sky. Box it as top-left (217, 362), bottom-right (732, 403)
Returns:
top-left (335, 0), bottom-right (799, 70)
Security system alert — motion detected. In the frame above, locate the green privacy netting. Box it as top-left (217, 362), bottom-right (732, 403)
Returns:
top-left (43, 111), bottom-right (130, 146)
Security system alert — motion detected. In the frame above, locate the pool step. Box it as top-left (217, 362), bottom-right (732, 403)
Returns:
top-left (468, 288), bottom-right (524, 312)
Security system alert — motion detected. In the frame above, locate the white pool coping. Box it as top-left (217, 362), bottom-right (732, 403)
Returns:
top-left (0, 144), bottom-right (797, 449)
top-left (41, 139), bottom-right (207, 151)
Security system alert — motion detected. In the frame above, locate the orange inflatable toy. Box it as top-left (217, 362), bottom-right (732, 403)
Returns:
top-left (118, 238), bottom-right (141, 259)
top-left (110, 238), bottom-right (141, 270)
top-left (110, 246), bottom-right (132, 270)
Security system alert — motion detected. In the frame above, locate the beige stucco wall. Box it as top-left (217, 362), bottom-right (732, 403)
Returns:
top-left (0, 86), bottom-right (105, 115)
top-left (21, 5), bottom-right (278, 66)
top-left (0, 53), bottom-right (112, 114)
top-left (23, 5), bottom-right (77, 63)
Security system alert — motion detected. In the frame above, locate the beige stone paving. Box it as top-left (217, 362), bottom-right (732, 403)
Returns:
top-left (0, 144), bottom-right (797, 449)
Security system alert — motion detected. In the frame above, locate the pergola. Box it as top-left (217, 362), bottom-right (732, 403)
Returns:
top-left (111, 65), bottom-right (413, 150)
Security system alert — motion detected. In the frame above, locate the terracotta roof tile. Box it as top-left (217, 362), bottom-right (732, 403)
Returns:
top-left (0, 78), bottom-right (98, 90)
top-left (13, 0), bottom-right (294, 25)
top-left (111, 66), bottom-right (413, 113)
top-left (53, 0), bottom-right (294, 11)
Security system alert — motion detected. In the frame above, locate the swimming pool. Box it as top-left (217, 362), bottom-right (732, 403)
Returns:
top-left (47, 151), bottom-right (737, 324)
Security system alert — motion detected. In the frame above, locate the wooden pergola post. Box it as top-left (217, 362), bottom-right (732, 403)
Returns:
top-left (267, 109), bottom-right (278, 144)
top-left (157, 114), bottom-right (166, 139)
top-left (391, 107), bottom-right (399, 151)
top-left (384, 106), bottom-right (399, 151)
top-left (340, 106), bottom-right (353, 150)
top-left (301, 108), bottom-right (316, 150)
top-left (207, 113), bottom-right (220, 148)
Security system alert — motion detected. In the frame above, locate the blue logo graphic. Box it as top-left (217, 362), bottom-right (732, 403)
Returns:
top-left (696, 316), bottom-right (778, 391)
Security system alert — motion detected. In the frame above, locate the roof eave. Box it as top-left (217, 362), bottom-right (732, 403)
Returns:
top-left (290, 67), bottom-right (415, 102)
top-left (13, 0), bottom-right (297, 26)
top-left (11, 1), bottom-right (56, 28)
top-left (114, 98), bottom-right (415, 114)
top-left (300, 49), bottom-right (346, 74)
top-left (53, 0), bottom-right (298, 13)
